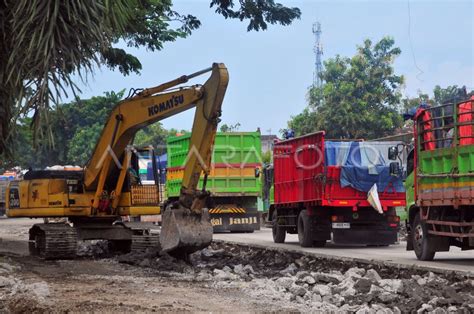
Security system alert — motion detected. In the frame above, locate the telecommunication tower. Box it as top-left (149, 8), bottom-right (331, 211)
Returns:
top-left (312, 22), bottom-right (323, 89)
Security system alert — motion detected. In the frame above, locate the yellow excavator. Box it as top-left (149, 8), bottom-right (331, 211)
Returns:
top-left (6, 63), bottom-right (229, 259)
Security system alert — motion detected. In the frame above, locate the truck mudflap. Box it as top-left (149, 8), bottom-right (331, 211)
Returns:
top-left (210, 212), bottom-right (260, 232)
top-left (332, 228), bottom-right (398, 246)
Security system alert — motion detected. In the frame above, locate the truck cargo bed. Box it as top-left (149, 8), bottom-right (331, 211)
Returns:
top-left (273, 132), bottom-right (405, 210)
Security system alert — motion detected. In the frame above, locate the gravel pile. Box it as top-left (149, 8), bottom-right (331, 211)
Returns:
top-left (115, 242), bottom-right (474, 313)
top-left (195, 261), bottom-right (472, 312)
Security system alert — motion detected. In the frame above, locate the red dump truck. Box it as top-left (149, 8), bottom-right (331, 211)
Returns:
top-left (270, 132), bottom-right (405, 247)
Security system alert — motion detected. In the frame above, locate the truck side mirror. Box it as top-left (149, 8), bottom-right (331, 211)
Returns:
top-left (255, 167), bottom-right (261, 178)
top-left (388, 146), bottom-right (398, 160)
top-left (389, 162), bottom-right (400, 176)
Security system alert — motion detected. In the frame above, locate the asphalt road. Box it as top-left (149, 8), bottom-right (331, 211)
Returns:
top-left (1, 218), bottom-right (472, 275)
top-left (214, 228), bottom-right (474, 275)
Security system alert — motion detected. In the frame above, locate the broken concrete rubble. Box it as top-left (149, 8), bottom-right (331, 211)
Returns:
top-left (95, 241), bottom-right (473, 312)
top-left (275, 277), bottom-right (294, 290)
top-left (365, 268), bottom-right (382, 281)
top-left (312, 284), bottom-right (331, 296)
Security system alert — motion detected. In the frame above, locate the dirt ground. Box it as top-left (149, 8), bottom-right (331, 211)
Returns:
top-left (0, 218), bottom-right (293, 312)
top-left (0, 218), bottom-right (473, 313)
top-left (1, 255), bottom-right (284, 312)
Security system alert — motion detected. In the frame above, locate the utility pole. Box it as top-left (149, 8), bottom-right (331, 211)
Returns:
top-left (312, 22), bottom-right (323, 89)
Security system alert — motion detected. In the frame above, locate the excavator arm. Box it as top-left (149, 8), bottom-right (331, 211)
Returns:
top-left (160, 64), bottom-right (229, 254)
top-left (84, 63), bottom-right (229, 254)
top-left (179, 64), bottom-right (228, 212)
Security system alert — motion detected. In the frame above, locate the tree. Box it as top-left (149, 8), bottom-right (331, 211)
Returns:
top-left (134, 123), bottom-right (175, 156)
top-left (1, 114), bottom-right (66, 171)
top-left (59, 92), bottom-right (125, 165)
top-left (433, 85), bottom-right (469, 104)
top-left (220, 122), bottom-right (241, 132)
top-left (67, 124), bottom-right (105, 166)
top-left (401, 86), bottom-right (472, 114)
top-left (288, 37), bottom-right (404, 139)
top-left (287, 108), bottom-right (317, 136)
top-left (0, 0), bottom-right (301, 155)
top-left (401, 91), bottom-right (429, 113)
top-left (2, 92), bottom-right (124, 168)
top-left (1, 90), bottom-right (177, 169)
top-left (261, 150), bottom-right (272, 164)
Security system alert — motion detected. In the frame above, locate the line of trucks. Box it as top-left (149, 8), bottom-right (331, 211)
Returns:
top-left (130, 95), bottom-right (474, 261)
top-left (1, 64), bottom-right (472, 261)
top-left (263, 95), bottom-right (474, 260)
top-left (157, 131), bottom-right (403, 247)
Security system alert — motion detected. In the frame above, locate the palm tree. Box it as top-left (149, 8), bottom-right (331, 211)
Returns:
top-left (0, 0), bottom-right (300, 156)
top-left (0, 0), bottom-right (198, 155)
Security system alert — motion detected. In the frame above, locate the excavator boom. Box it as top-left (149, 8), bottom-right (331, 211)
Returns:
top-left (84, 62), bottom-right (229, 254)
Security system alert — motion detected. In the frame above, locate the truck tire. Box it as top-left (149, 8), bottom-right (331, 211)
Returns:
top-left (272, 211), bottom-right (286, 243)
top-left (412, 214), bottom-right (436, 261)
top-left (298, 210), bottom-right (313, 247)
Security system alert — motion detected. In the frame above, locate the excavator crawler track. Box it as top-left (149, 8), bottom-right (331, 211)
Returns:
top-left (131, 234), bottom-right (160, 253)
top-left (121, 222), bottom-right (161, 253)
top-left (29, 223), bottom-right (78, 260)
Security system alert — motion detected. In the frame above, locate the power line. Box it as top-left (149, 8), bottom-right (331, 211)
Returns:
top-left (407, 0), bottom-right (424, 82)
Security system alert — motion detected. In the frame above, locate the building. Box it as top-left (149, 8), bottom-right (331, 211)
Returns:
top-left (261, 135), bottom-right (278, 154)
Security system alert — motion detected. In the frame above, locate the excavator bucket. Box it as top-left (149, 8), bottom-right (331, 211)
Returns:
top-left (160, 207), bottom-right (213, 255)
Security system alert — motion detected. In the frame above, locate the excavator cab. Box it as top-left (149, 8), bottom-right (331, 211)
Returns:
top-left (126, 146), bottom-right (161, 213)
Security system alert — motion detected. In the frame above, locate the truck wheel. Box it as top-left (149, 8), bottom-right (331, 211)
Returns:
top-left (272, 211), bottom-right (286, 243)
top-left (298, 210), bottom-right (313, 247)
top-left (412, 214), bottom-right (436, 261)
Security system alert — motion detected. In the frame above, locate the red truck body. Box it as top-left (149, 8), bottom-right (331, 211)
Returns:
top-left (273, 132), bottom-right (405, 209)
top-left (270, 131), bottom-right (405, 247)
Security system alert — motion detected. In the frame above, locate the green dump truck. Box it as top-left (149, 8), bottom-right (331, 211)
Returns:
top-left (399, 96), bottom-right (474, 260)
top-left (166, 132), bottom-right (262, 232)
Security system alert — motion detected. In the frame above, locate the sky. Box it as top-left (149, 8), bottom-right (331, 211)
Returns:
top-left (76, 0), bottom-right (473, 135)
